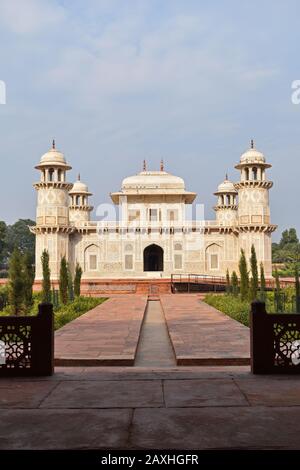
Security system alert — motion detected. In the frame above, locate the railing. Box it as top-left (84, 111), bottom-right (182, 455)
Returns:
top-left (171, 273), bottom-right (296, 291)
top-left (0, 303), bottom-right (54, 376)
top-left (250, 301), bottom-right (300, 374)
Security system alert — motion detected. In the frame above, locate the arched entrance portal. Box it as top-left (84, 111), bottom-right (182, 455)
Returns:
top-left (143, 244), bottom-right (164, 272)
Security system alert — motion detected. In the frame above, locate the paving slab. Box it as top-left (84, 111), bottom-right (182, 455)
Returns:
top-left (55, 295), bottom-right (147, 366)
top-left (0, 409), bottom-right (131, 450)
top-left (160, 295), bottom-right (250, 365)
top-left (40, 380), bottom-right (164, 408)
top-left (234, 376), bottom-right (300, 406)
top-left (131, 407), bottom-right (300, 449)
top-left (0, 381), bottom-right (59, 409)
top-left (164, 378), bottom-right (248, 407)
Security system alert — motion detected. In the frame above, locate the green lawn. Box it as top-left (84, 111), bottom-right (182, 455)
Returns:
top-left (204, 288), bottom-right (298, 327)
top-left (0, 292), bottom-right (107, 330)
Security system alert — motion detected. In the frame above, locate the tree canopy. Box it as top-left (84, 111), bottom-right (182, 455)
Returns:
top-left (272, 228), bottom-right (300, 266)
top-left (0, 219), bottom-right (35, 268)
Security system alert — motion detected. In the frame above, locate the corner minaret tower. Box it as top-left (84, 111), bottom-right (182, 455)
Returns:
top-left (214, 175), bottom-right (238, 226)
top-left (234, 140), bottom-right (276, 277)
top-left (31, 141), bottom-right (73, 281)
top-left (69, 174), bottom-right (93, 223)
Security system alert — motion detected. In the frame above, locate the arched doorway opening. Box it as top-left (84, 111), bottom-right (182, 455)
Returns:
top-left (143, 244), bottom-right (164, 272)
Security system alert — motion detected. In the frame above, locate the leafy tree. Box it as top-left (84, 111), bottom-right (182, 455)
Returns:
top-left (41, 250), bottom-right (51, 303)
top-left (250, 244), bottom-right (259, 301)
top-left (59, 256), bottom-right (68, 305)
top-left (239, 249), bottom-right (249, 301)
top-left (67, 265), bottom-right (74, 302)
top-left (272, 228), bottom-right (300, 268)
top-left (74, 262), bottom-right (82, 297)
top-left (260, 263), bottom-right (266, 301)
top-left (4, 219), bottom-right (35, 263)
top-left (231, 270), bottom-right (239, 296)
top-left (8, 248), bottom-right (25, 315)
top-left (23, 252), bottom-right (34, 308)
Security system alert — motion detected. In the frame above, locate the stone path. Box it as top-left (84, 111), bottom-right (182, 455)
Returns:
top-left (1, 367), bottom-right (300, 449)
top-left (134, 300), bottom-right (176, 367)
top-left (55, 296), bottom-right (147, 366)
top-left (160, 295), bottom-right (250, 365)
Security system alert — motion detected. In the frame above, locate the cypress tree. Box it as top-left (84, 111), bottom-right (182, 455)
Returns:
top-left (67, 265), bottom-right (74, 302)
top-left (275, 267), bottom-right (281, 293)
top-left (59, 256), bottom-right (68, 305)
top-left (226, 269), bottom-right (231, 293)
top-left (274, 268), bottom-right (283, 312)
top-left (250, 244), bottom-right (259, 301)
top-left (41, 250), bottom-right (51, 303)
top-left (74, 262), bottom-right (82, 297)
top-left (231, 270), bottom-right (239, 296)
top-left (23, 251), bottom-right (34, 308)
top-left (8, 248), bottom-right (25, 315)
top-left (239, 249), bottom-right (249, 301)
top-left (295, 265), bottom-right (300, 313)
top-left (260, 262), bottom-right (266, 302)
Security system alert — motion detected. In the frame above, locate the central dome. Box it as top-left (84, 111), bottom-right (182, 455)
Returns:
top-left (122, 171), bottom-right (185, 190)
top-left (111, 166), bottom-right (196, 204)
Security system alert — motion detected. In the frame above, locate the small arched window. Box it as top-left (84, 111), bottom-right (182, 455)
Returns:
top-left (245, 167), bottom-right (249, 180)
top-left (76, 195), bottom-right (80, 205)
top-left (252, 167), bottom-right (258, 180)
top-left (57, 169), bottom-right (62, 181)
top-left (48, 168), bottom-right (54, 182)
top-left (226, 194), bottom-right (231, 205)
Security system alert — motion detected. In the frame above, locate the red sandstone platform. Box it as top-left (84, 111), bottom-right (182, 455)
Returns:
top-left (1, 367), bottom-right (300, 450)
top-left (55, 296), bottom-right (147, 366)
top-left (160, 295), bottom-right (250, 365)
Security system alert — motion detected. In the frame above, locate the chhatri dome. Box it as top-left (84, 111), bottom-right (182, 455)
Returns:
top-left (69, 174), bottom-right (92, 195)
top-left (214, 175), bottom-right (237, 195)
top-left (240, 139), bottom-right (266, 164)
top-left (35, 140), bottom-right (71, 169)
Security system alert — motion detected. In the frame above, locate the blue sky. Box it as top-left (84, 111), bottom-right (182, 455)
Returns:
top-left (0, 0), bottom-right (300, 240)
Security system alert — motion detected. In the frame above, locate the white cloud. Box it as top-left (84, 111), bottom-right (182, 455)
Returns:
top-left (0, 0), bottom-right (65, 34)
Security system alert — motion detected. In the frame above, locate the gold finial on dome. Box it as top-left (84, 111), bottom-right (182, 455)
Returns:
top-left (160, 159), bottom-right (164, 171)
top-left (143, 160), bottom-right (146, 171)
top-left (225, 172), bottom-right (228, 180)
top-left (78, 173), bottom-right (81, 181)
top-left (250, 139), bottom-right (254, 149)
top-left (52, 139), bottom-right (55, 149)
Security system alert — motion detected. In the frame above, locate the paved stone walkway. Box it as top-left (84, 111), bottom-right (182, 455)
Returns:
top-left (1, 367), bottom-right (300, 449)
top-left (134, 301), bottom-right (176, 367)
top-left (160, 295), bottom-right (250, 365)
top-left (55, 296), bottom-right (147, 366)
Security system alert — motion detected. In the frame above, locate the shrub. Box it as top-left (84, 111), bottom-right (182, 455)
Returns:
top-left (54, 296), bottom-right (106, 330)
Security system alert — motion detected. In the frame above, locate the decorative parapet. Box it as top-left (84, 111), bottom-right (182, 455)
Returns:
top-left (33, 181), bottom-right (73, 191)
top-left (234, 180), bottom-right (273, 190)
